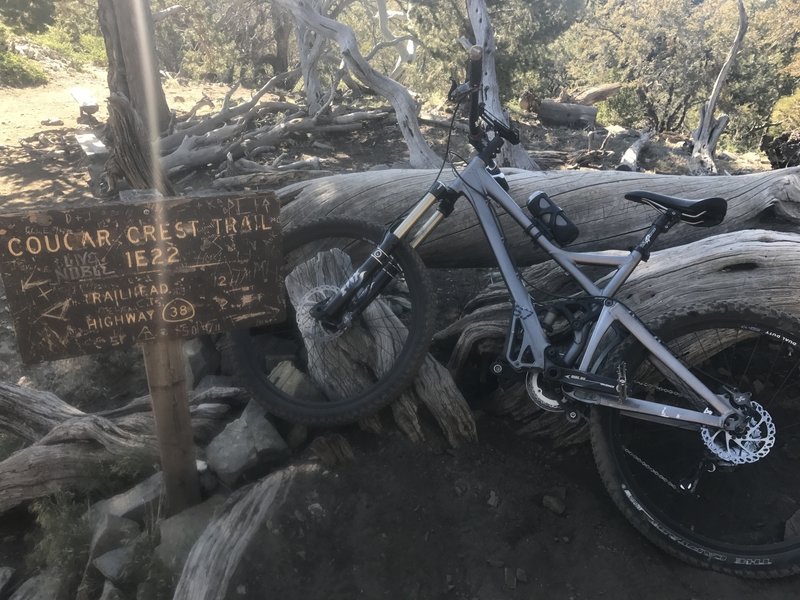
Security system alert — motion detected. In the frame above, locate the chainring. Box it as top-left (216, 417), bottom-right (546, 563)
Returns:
top-left (526, 369), bottom-right (564, 412)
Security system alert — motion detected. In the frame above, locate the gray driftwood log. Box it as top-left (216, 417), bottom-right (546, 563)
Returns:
top-left (173, 467), bottom-right (298, 600)
top-left (280, 248), bottom-right (476, 447)
top-left (277, 167), bottom-right (800, 267)
top-left (0, 384), bottom-right (243, 514)
top-left (439, 229), bottom-right (800, 443)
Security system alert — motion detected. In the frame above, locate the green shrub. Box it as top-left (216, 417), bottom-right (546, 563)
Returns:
top-left (0, 50), bottom-right (48, 86)
top-left (771, 90), bottom-right (800, 133)
top-left (28, 492), bottom-right (91, 593)
top-left (32, 25), bottom-right (106, 69)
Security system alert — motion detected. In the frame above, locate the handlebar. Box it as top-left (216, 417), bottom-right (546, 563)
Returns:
top-left (468, 45), bottom-right (484, 150)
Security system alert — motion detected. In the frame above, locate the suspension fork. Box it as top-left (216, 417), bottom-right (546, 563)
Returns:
top-left (310, 183), bottom-right (456, 327)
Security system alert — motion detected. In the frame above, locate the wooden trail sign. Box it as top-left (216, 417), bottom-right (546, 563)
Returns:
top-left (0, 191), bottom-right (284, 363)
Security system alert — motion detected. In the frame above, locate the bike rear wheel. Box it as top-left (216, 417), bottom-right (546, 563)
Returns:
top-left (231, 217), bottom-right (434, 426)
top-left (591, 302), bottom-right (800, 577)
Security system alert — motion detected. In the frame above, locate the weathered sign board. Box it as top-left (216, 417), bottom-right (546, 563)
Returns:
top-left (0, 191), bottom-right (284, 363)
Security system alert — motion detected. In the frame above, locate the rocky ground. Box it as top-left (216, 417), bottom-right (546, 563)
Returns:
top-left (0, 62), bottom-right (796, 600)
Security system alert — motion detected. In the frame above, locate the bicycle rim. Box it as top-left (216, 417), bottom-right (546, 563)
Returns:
top-left (592, 303), bottom-right (800, 576)
top-left (231, 218), bottom-right (433, 426)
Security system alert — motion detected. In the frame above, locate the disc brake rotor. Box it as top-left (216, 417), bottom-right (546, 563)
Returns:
top-left (701, 401), bottom-right (776, 464)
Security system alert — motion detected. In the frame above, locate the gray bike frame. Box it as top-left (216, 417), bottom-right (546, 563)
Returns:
top-left (397, 156), bottom-right (737, 431)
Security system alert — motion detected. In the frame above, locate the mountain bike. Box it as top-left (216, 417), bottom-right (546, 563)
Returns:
top-left (231, 46), bottom-right (800, 577)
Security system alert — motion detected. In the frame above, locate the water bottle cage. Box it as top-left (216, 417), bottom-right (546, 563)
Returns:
top-left (526, 192), bottom-right (580, 246)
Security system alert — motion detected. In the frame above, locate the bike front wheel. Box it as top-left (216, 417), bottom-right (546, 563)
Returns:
top-left (231, 217), bottom-right (434, 426)
top-left (591, 302), bottom-right (800, 577)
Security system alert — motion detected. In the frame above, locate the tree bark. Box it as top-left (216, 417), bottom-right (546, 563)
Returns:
top-left (280, 248), bottom-right (476, 447)
top-left (276, 167), bottom-right (800, 267)
top-left (571, 83), bottom-right (624, 105)
top-left (173, 468), bottom-right (298, 600)
top-left (0, 384), bottom-right (239, 514)
top-left (466, 0), bottom-right (538, 170)
top-left (689, 0), bottom-right (748, 175)
top-left (617, 130), bottom-right (653, 172)
top-left (97, 0), bottom-right (170, 134)
top-left (536, 100), bottom-right (597, 128)
top-left (275, 0), bottom-right (440, 168)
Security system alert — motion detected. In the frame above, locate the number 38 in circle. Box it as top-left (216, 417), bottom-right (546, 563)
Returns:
top-left (162, 298), bottom-right (196, 323)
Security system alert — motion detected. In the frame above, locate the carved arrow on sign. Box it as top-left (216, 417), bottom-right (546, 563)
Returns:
top-left (22, 272), bottom-right (50, 291)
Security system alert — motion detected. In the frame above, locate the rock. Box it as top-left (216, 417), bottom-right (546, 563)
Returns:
top-left (268, 361), bottom-right (326, 402)
top-left (40, 118), bottom-right (64, 126)
top-left (155, 494), bottom-right (226, 574)
top-left (487, 490), bottom-right (500, 508)
top-left (206, 399), bottom-right (290, 486)
top-left (196, 459), bottom-right (219, 494)
top-left (98, 580), bottom-right (125, 600)
top-left (9, 572), bottom-right (61, 600)
top-left (0, 567), bottom-right (15, 595)
top-left (90, 514), bottom-right (141, 559)
top-left (93, 546), bottom-right (136, 584)
top-left (86, 472), bottom-right (163, 528)
top-left (542, 494), bottom-right (566, 516)
top-left (503, 567), bottom-right (517, 590)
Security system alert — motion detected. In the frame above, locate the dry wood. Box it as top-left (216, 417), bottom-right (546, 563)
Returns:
top-left (106, 94), bottom-right (175, 195)
top-left (212, 170), bottom-right (333, 190)
top-left (143, 340), bottom-right (200, 515)
top-left (275, 0), bottom-right (441, 168)
top-left (571, 83), bottom-right (624, 106)
top-left (617, 130), bottom-right (653, 172)
top-left (173, 467), bottom-right (298, 600)
top-left (98, 0), bottom-right (170, 133)
top-left (466, 0), bottom-right (538, 170)
top-left (0, 385), bottom-right (240, 515)
top-left (276, 167), bottom-right (800, 267)
top-left (160, 80), bottom-right (286, 154)
top-left (536, 100), bottom-right (597, 128)
top-left (689, 0), bottom-right (748, 175)
top-left (444, 230), bottom-right (800, 441)
top-left (281, 248), bottom-right (475, 446)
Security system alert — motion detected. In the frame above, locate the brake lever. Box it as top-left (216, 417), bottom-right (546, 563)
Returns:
top-left (448, 78), bottom-right (477, 104)
top-left (480, 107), bottom-right (520, 144)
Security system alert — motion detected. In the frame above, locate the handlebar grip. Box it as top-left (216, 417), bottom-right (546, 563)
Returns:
top-left (468, 45), bottom-right (482, 89)
top-left (468, 45), bottom-right (483, 145)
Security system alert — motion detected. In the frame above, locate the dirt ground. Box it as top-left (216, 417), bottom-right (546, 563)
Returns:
top-left (0, 66), bottom-right (796, 599)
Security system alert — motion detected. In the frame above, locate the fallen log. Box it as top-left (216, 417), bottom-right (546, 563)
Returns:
top-left (571, 83), bottom-right (624, 106)
top-left (617, 130), bottom-right (653, 172)
top-left (280, 248), bottom-right (476, 447)
top-left (0, 384), bottom-right (241, 514)
top-left (536, 99), bottom-right (597, 128)
top-left (276, 167), bottom-right (800, 267)
top-left (173, 467), bottom-right (299, 600)
top-left (442, 230), bottom-right (800, 442)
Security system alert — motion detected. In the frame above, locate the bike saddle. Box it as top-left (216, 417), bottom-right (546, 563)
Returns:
top-left (624, 191), bottom-right (727, 227)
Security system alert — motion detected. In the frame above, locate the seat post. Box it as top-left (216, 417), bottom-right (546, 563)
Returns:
top-left (634, 209), bottom-right (680, 261)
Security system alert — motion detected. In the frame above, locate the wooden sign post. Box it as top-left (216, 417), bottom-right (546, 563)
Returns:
top-left (0, 190), bottom-right (284, 514)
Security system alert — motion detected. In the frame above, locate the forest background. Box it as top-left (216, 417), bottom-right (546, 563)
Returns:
top-left (0, 0), bottom-right (799, 155)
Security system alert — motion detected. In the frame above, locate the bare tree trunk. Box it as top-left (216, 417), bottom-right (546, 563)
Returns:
top-left (466, 0), bottom-right (538, 170)
top-left (375, 0), bottom-right (414, 81)
top-left (97, 0), bottom-right (171, 133)
top-left (689, 0), bottom-right (748, 175)
top-left (294, 0), bottom-right (326, 115)
top-left (271, 3), bottom-right (292, 74)
top-left (275, 0), bottom-right (440, 168)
